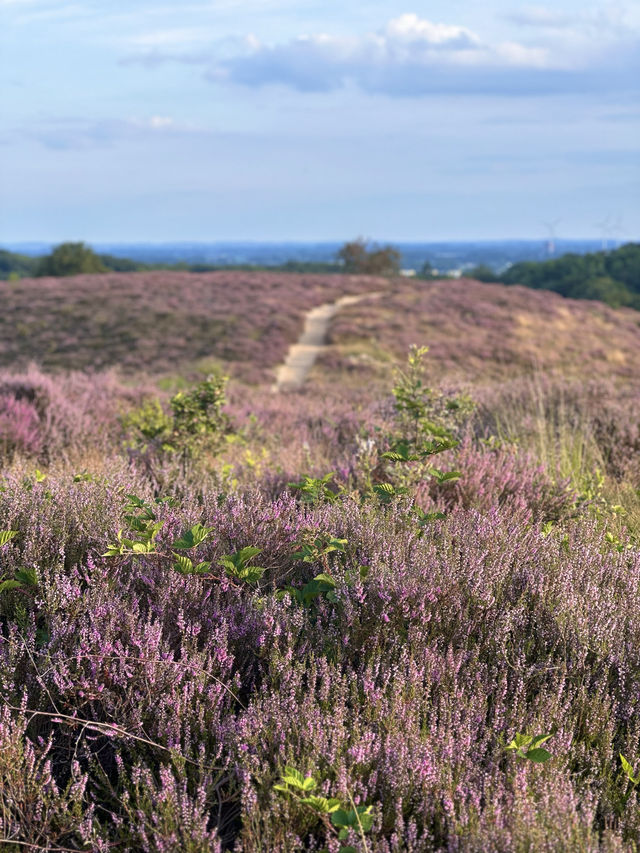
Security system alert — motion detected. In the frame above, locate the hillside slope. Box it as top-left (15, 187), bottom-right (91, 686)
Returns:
top-left (322, 278), bottom-right (640, 386)
top-left (0, 271), bottom-right (380, 382)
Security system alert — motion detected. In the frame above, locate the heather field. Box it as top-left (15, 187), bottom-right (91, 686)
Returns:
top-left (2, 274), bottom-right (640, 852)
top-left (0, 271), bottom-right (380, 383)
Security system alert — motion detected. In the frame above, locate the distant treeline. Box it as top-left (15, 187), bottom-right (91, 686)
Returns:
top-left (2, 240), bottom-right (639, 311)
top-left (467, 242), bottom-right (640, 310)
top-left (0, 243), bottom-right (342, 280)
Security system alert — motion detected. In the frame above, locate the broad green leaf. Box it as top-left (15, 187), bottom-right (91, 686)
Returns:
top-left (507, 733), bottom-right (533, 751)
top-left (0, 579), bottom-right (23, 593)
top-left (237, 546), bottom-right (262, 563)
top-left (525, 747), bottom-right (551, 763)
top-left (0, 530), bottom-right (18, 547)
top-left (173, 523), bottom-right (213, 550)
top-left (173, 554), bottom-right (194, 575)
top-left (437, 470), bottom-right (461, 483)
top-left (302, 796), bottom-right (336, 812)
top-left (313, 573), bottom-right (336, 588)
top-left (240, 566), bottom-right (266, 583)
top-left (281, 767), bottom-right (306, 789)
top-left (14, 568), bottom-right (37, 587)
top-left (356, 806), bottom-right (374, 832)
top-left (331, 809), bottom-right (353, 828)
top-left (530, 733), bottom-right (553, 749)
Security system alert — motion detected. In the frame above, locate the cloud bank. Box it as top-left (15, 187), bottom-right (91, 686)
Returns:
top-left (124, 12), bottom-right (639, 98)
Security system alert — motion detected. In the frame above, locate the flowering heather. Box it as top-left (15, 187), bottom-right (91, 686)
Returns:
top-left (1, 280), bottom-right (640, 850)
top-left (0, 272), bottom-right (381, 383)
top-left (323, 278), bottom-right (640, 385)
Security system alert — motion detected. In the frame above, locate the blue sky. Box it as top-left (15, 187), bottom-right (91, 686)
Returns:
top-left (1, 0), bottom-right (638, 242)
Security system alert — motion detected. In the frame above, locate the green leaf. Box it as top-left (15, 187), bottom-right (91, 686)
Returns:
top-left (102, 545), bottom-right (124, 557)
top-left (0, 530), bottom-right (18, 547)
top-left (239, 565), bottom-right (266, 583)
top-left (338, 829), bottom-right (349, 841)
top-left (237, 545), bottom-right (262, 563)
top-left (620, 754), bottom-right (639, 783)
top-left (281, 767), bottom-right (307, 790)
top-left (356, 805), bottom-right (374, 832)
top-left (331, 809), bottom-right (353, 828)
top-left (173, 523), bottom-right (213, 549)
top-left (312, 572), bottom-right (336, 588)
top-left (525, 748), bottom-right (551, 763)
top-left (506, 733), bottom-right (533, 751)
top-left (173, 554), bottom-right (194, 575)
top-left (14, 568), bottom-right (37, 587)
top-left (302, 796), bottom-right (337, 812)
top-left (0, 579), bottom-right (23, 593)
top-left (437, 470), bottom-right (461, 483)
top-left (530, 733), bottom-right (553, 750)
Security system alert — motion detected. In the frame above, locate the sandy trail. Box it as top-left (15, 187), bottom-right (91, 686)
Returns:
top-left (273, 292), bottom-right (382, 391)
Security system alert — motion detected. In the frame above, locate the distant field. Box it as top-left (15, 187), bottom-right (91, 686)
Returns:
top-left (321, 278), bottom-right (640, 386)
top-left (0, 271), bottom-right (380, 382)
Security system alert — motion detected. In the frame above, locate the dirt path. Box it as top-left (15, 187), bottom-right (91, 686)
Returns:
top-left (273, 292), bottom-right (382, 391)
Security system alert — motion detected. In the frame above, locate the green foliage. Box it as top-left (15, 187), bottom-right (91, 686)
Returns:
top-left (273, 766), bottom-right (374, 850)
top-left (293, 534), bottom-right (348, 566)
top-left (123, 400), bottom-right (173, 448)
top-left (218, 546), bottom-right (265, 584)
top-left (467, 264), bottom-right (497, 282)
top-left (125, 375), bottom-right (229, 461)
top-left (0, 530), bottom-right (38, 596)
top-left (103, 494), bottom-right (165, 557)
top-left (279, 572), bottom-right (338, 607)
top-left (172, 522), bottom-right (214, 550)
top-left (288, 472), bottom-right (342, 505)
top-left (620, 754), bottom-right (640, 786)
top-left (505, 732), bottom-right (553, 763)
top-left (0, 248), bottom-right (38, 280)
top-left (500, 243), bottom-right (640, 309)
top-left (36, 242), bottom-right (107, 277)
top-left (337, 238), bottom-right (401, 276)
top-left (364, 346), bottom-right (469, 509)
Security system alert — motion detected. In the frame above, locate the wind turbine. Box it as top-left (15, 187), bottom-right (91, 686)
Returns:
top-left (542, 219), bottom-right (561, 257)
top-left (594, 215), bottom-right (624, 251)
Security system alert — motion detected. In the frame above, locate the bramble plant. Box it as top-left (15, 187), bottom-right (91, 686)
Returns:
top-left (293, 533), bottom-right (348, 571)
top-left (125, 374), bottom-right (229, 462)
top-left (505, 732), bottom-right (554, 763)
top-left (288, 472), bottom-right (343, 505)
top-left (218, 546), bottom-right (265, 584)
top-left (273, 765), bottom-right (374, 852)
top-left (0, 530), bottom-right (37, 595)
top-left (279, 572), bottom-right (338, 607)
top-left (364, 347), bottom-right (465, 507)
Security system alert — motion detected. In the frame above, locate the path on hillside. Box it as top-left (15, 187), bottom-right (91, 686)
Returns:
top-left (273, 291), bottom-right (383, 391)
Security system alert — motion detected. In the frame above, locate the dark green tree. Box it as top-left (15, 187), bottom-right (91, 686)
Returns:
top-left (36, 242), bottom-right (107, 277)
top-left (337, 238), bottom-right (401, 276)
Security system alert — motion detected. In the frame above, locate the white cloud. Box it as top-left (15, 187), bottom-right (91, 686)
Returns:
top-left (120, 10), bottom-right (640, 99)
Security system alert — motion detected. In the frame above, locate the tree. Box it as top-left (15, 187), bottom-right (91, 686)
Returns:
top-left (337, 238), bottom-right (401, 276)
top-left (467, 264), bottom-right (497, 282)
top-left (36, 242), bottom-right (107, 277)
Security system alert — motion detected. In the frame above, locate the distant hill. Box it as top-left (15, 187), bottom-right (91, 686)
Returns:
top-left (2, 270), bottom-right (639, 388)
top-left (0, 271), bottom-right (380, 383)
top-left (322, 277), bottom-right (640, 387)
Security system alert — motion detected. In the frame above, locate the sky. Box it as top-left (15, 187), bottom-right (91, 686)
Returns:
top-left (1, 0), bottom-right (639, 242)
